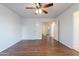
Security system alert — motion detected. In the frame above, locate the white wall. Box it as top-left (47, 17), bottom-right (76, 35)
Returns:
top-left (22, 18), bottom-right (57, 40)
top-left (73, 5), bottom-right (79, 51)
top-left (57, 4), bottom-right (79, 51)
top-left (53, 18), bottom-right (58, 40)
top-left (0, 4), bottom-right (58, 52)
top-left (0, 4), bottom-right (21, 52)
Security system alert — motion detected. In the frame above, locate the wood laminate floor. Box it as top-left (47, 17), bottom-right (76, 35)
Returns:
top-left (0, 39), bottom-right (79, 56)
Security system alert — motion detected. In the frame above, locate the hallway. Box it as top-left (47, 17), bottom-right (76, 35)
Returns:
top-left (0, 39), bottom-right (79, 56)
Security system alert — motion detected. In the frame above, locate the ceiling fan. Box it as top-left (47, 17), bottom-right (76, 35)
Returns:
top-left (25, 3), bottom-right (53, 14)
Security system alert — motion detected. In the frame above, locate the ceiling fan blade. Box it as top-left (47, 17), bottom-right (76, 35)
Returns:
top-left (42, 9), bottom-right (48, 14)
top-left (43, 3), bottom-right (53, 8)
top-left (25, 7), bottom-right (35, 9)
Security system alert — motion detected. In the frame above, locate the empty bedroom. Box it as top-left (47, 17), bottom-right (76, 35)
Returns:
top-left (0, 3), bottom-right (79, 56)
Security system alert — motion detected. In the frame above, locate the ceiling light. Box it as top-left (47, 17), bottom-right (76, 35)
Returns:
top-left (39, 9), bottom-right (42, 14)
top-left (35, 9), bottom-right (42, 14)
top-left (35, 9), bottom-right (39, 14)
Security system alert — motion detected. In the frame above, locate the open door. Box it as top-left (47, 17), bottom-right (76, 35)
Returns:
top-left (42, 21), bottom-right (56, 40)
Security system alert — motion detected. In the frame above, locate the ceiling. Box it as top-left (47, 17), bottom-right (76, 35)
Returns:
top-left (3, 3), bottom-right (74, 18)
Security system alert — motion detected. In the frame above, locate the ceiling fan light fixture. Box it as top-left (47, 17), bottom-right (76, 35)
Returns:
top-left (39, 9), bottom-right (42, 14)
top-left (36, 3), bottom-right (39, 7)
top-left (35, 9), bottom-right (42, 14)
top-left (26, 3), bottom-right (53, 14)
top-left (35, 9), bottom-right (39, 14)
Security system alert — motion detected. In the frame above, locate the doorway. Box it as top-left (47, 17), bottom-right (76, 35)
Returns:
top-left (42, 21), bottom-right (56, 45)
